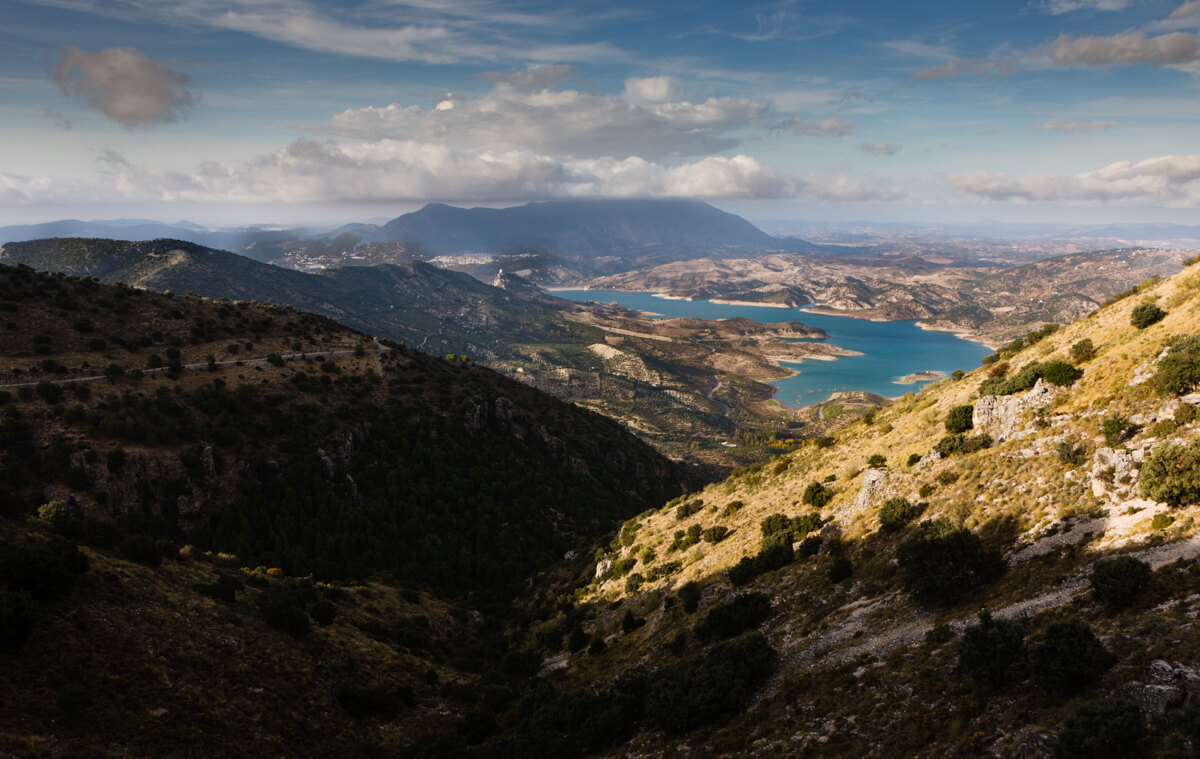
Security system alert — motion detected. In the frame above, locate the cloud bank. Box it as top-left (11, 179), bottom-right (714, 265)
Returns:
top-left (1051, 30), bottom-right (1200, 65)
top-left (55, 46), bottom-right (195, 127)
top-left (948, 153), bottom-right (1200, 205)
top-left (1033, 119), bottom-right (1116, 132)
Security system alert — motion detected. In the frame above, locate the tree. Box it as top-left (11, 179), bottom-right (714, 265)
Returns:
top-left (958, 611), bottom-right (1025, 688)
top-left (1054, 699), bottom-right (1145, 759)
top-left (1069, 339), bottom-right (1096, 362)
top-left (1030, 618), bottom-right (1111, 694)
top-left (802, 481), bottom-right (831, 509)
top-left (1090, 556), bottom-right (1151, 609)
top-left (1130, 302), bottom-right (1166, 329)
top-left (945, 405), bottom-right (974, 434)
top-left (878, 497), bottom-right (923, 532)
top-left (897, 518), bottom-right (1004, 606)
top-left (1152, 334), bottom-right (1200, 396)
top-left (1140, 439), bottom-right (1200, 507)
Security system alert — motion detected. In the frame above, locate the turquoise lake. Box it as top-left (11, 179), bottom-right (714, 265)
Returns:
top-left (552, 289), bottom-right (993, 408)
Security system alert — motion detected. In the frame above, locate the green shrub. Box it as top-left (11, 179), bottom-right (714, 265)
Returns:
top-left (621, 610), bottom-right (645, 634)
top-left (1131, 302), bottom-right (1166, 329)
top-left (1090, 556), bottom-right (1151, 609)
top-left (1176, 404), bottom-right (1197, 425)
top-left (0, 590), bottom-right (38, 650)
top-left (678, 581), bottom-right (701, 614)
top-left (879, 497), bottom-right (923, 532)
top-left (309, 600), bottom-right (337, 626)
top-left (897, 519), bottom-right (1004, 606)
top-left (257, 585), bottom-right (310, 638)
top-left (867, 453), bottom-right (887, 468)
top-left (1042, 361), bottom-right (1083, 387)
top-left (958, 611), bottom-right (1025, 688)
top-left (37, 500), bottom-right (73, 532)
top-left (907, 453), bottom-right (922, 467)
top-left (697, 592), bottom-right (772, 642)
top-left (1151, 513), bottom-right (1174, 530)
top-left (644, 632), bottom-right (776, 734)
top-left (702, 526), bottom-right (729, 544)
top-left (945, 405), bottom-right (974, 434)
top-left (1174, 702), bottom-right (1200, 757)
top-left (675, 500), bottom-right (704, 520)
top-left (926, 623), bottom-right (956, 646)
top-left (1102, 414), bottom-right (1133, 447)
top-left (119, 534), bottom-right (161, 567)
top-left (625, 573), bottom-right (645, 593)
top-left (1030, 618), bottom-right (1112, 694)
top-left (828, 556), bottom-right (853, 583)
top-left (797, 536), bottom-right (822, 558)
top-left (1069, 339), bottom-right (1096, 363)
top-left (934, 433), bottom-right (994, 456)
top-left (802, 481), bottom-right (831, 509)
top-left (0, 539), bottom-right (89, 600)
top-left (1153, 334), bottom-right (1200, 396)
top-left (918, 483), bottom-right (935, 498)
top-left (1054, 699), bottom-right (1145, 759)
top-left (1140, 439), bottom-right (1200, 506)
top-left (1057, 440), bottom-right (1088, 467)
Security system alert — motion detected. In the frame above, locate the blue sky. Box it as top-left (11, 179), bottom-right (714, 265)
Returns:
top-left (2, 0), bottom-right (1200, 226)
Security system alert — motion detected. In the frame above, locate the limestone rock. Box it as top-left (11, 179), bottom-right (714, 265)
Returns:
top-left (1090, 447), bottom-right (1141, 498)
top-left (1122, 660), bottom-right (1200, 716)
top-left (850, 469), bottom-right (890, 516)
top-left (974, 379), bottom-right (1060, 442)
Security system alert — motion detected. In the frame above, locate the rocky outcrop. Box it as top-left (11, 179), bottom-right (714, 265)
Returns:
top-left (1090, 446), bottom-right (1144, 499)
top-left (1122, 660), bottom-right (1200, 716)
top-left (849, 469), bottom-right (890, 517)
top-left (973, 379), bottom-right (1060, 442)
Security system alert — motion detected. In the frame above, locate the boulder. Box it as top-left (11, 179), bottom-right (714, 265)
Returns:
top-left (850, 469), bottom-right (889, 516)
top-left (1122, 659), bottom-right (1200, 716)
top-left (974, 379), bottom-right (1060, 442)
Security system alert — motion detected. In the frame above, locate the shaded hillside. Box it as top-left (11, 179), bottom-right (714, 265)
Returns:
top-left (0, 263), bottom-right (683, 595)
top-left (0, 237), bottom-right (570, 361)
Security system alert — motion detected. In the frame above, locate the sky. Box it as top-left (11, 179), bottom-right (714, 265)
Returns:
top-left (2, 0), bottom-right (1200, 227)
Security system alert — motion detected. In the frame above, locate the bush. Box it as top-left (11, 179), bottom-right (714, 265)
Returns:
top-left (1102, 414), bottom-right (1133, 447)
top-left (678, 581), bottom-right (701, 614)
top-left (828, 556), bottom-right (853, 583)
top-left (621, 610), bottom-right (645, 634)
top-left (257, 585), bottom-right (310, 638)
top-left (1151, 513), bottom-right (1174, 530)
top-left (1069, 339), bottom-right (1096, 363)
top-left (958, 611), bottom-right (1025, 688)
top-left (1042, 361), bottom-right (1083, 387)
top-left (309, 600), bottom-right (337, 626)
top-left (118, 534), bottom-right (161, 567)
top-left (897, 519), bottom-right (1004, 606)
top-left (867, 453), bottom-right (887, 468)
top-left (1057, 440), bottom-right (1088, 467)
top-left (1176, 404), bottom-right (1197, 425)
top-left (879, 497), bottom-right (923, 532)
top-left (675, 500), bottom-right (703, 520)
top-left (1090, 556), bottom-right (1151, 609)
top-left (934, 433), bottom-right (994, 456)
top-left (0, 590), bottom-right (38, 650)
top-left (802, 481), bottom-right (831, 509)
top-left (1055, 699), bottom-right (1145, 759)
top-left (1030, 618), bottom-right (1112, 694)
top-left (1131, 302), bottom-right (1166, 329)
top-left (697, 593), bottom-right (772, 642)
top-left (0, 540), bottom-right (89, 600)
top-left (1140, 439), bottom-right (1200, 506)
top-left (1174, 702), bottom-right (1200, 756)
top-left (1153, 335), bottom-right (1200, 396)
top-left (37, 500), bottom-right (73, 532)
top-left (644, 632), bottom-right (776, 734)
top-left (945, 405), bottom-right (974, 434)
top-left (702, 526), bottom-right (729, 544)
top-left (797, 536), bottom-right (822, 558)
top-left (625, 573), bottom-right (644, 593)
top-left (907, 453), bottom-right (922, 467)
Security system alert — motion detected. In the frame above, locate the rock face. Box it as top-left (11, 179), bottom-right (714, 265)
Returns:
top-left (850, 469), bottom-right (890, 517)
top-left (973, 378), bottom-right (1060, 442)
top-left (1090, 446), bottom-right (1145, 499)
top-left (1122, 660), bottom-right (1200, 716)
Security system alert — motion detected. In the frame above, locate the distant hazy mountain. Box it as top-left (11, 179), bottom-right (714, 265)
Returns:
top-left (371, 198), bottom-right (814, 260)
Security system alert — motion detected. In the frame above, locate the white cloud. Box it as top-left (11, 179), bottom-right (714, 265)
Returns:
top-left (799, 169), bottom-right (908, 202)
top-left (27, 0), bottom-right (622, 64)
top-left (913, 58), bottom-right (1004, 80)
top-left (1032, 0), bottom-right (1130, 14)
top-left (1051, 29), bottom-right (1200, 65)
top-left (1172, 1), bottom-right (1200, 18)
top-left (859, 142), bottom-right (902, 156)
top-left (54, 46), bottom-right (195, 127)
top-left (947, 153), bottom-right (1200, 205)
top-left (318, 85), bottom-right (791, 160)
top-left (1032, 118), bottom-right (1116, 132)
top-left (478, 64), bottom-right (574, 93)
top-left (782, 116), bottom-right (855, 137)
top-left (18, 138), bottom-right (797, 204)
top-left (624, 76), bottom-right (680, 103)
